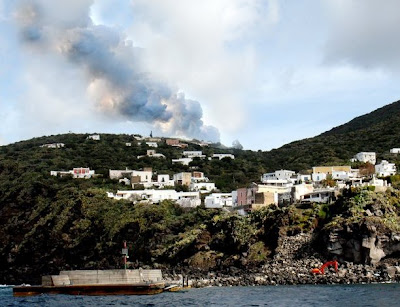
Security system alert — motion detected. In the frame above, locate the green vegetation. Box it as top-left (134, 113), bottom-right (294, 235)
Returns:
top-left (262, 99), bottom-right (400, 171)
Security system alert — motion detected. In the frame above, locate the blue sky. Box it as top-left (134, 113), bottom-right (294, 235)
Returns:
top-left (1, 0), bottom-right (400, 150)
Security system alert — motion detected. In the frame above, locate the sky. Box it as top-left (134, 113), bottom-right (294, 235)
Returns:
top-left (1, 0), bottom-right (400, 150)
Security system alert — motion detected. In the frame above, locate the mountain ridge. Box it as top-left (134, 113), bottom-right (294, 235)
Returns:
top-left (261, 99), bottom-right (400, 171)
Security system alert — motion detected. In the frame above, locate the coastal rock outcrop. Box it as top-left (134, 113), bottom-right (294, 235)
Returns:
top-left (324, 223), bottom-right (400, 264)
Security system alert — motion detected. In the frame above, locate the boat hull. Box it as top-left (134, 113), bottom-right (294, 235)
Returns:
top-left (13, 282), bottom-right (165, 296)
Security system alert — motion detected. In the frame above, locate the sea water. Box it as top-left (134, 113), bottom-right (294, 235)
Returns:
top-left (1, 284), bottom-right (399, 306)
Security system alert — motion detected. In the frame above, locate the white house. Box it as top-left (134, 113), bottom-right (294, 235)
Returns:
top-left (259, 179), bottom-right (293, 188)
top-left (205, 193), bottom-right (233, 208)
top-left (191, 171), bottom-right (209, 182)
top-left (137, 150), bottom-right (165, 159)
top-left (182, 151), bottom-right (206, 159)
top-left (131, 170), bottom-right (153, 183)
top-left (146, 142), bottom-right (158, 148)
top-left (51, 167), bottom-right (95, 179)
top-left (390, 148), bottom-right (400, 154)
top-left (189, 182), bottom-right (216, 193)
top-left (375, 160), bottom-right (397, 177)
top-left (211, 154), bottom-right (235, 160)
top-left (261, 170), bottom-right (296, 183)
top-left (125, 143), bottom-right (132, 147)
top-left (312, 172), bottom-right (327, 182)
top-left (108, 189), bottom-right (200, 207)
top-left (332, 171), bottom-right (351, 180)
top-left (367, 176), bottom-right (387, 187)
top-left (112, 171), bottom-right (174, 189)
top-left (352, 152), bottom-right (376, 165)
top-left (173, 172), bottom-right (192, 186)
top-left (87, 134), bottom-right (100, 141)
top-left (300, 189), bottom-right (335, 204)
top-left (133, 135), bottom-right (144, 141)
top-left (172, 158), bottom-right (193, 166)
top-left (156, 174), bottom-right (175, 187)
top-left (292, 184), bottom-right (314, 201)
top-left (176, 192), bottom-right (201, 208)
top-left (72, 168), bottom-right (95, 178)
top-left (299, 174), bottom-right (312, 183)
top-left (109, 168), bottom-right (134, 180)
top-left (41, 143), bottom-right (65, 148)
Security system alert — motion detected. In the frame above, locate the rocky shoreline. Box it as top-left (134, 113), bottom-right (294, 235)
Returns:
top-left (164, 233), bottom-right (400, 287)
top-left (163, 258), bottom-right (400, 288)
top-left (184, 261), bottom-right (400, 288)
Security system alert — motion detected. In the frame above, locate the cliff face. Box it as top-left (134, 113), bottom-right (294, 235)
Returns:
top-left (321, 190), bottom-right (400, 264)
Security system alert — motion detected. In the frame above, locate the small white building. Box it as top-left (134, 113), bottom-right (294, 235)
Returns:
top-left (51, 167), bottom-right (95, 179)
top-left (183, 151), bottom-right (206, 159)
top-left (260, 179), bottom-right (293, 188)
top-left (138, 150), bottom-right (165, 159)
top-left (41, 143), bottom-right (65, 148)
top-left (312, 173), bottom-right (327, 182)
top-left (205, 193), bottom-right (233, 208)
top-left (173, 172), bottom-right (192, 186)
top-left (390, 148), bottom-right (400, 154)
top-left (367, 176), bottom-right (387, 187)
top-left (375, 160), bottom-right (397, 177)
top-left (176, 192), bottom-right (201, 208)
top-left (292, 184), bottom-right (314, 201)
top-left (125, 142), bottom-right (132, 147)
top-left (352, 152), bottom-right (376, 165)
top-left (131, 170), bottom-right (153, 183)
top-left (300, 189), bottom-right (335, 204)
top-left (350, 168), bottom-right (361, 178)
top-left (299, 174), bottom-right (312, 183)
top-left (133, 135), bottom-right (144, 141)
top-left (108, 189), bottom-right (200, 207)
top-left (156, 174), bottom-right (175, 187)
top-left (332, 171), bottom-right (351, 180)
top-left (211, 154), bottom-right (235, 160)
top-left (109, 168), bottom-right (134, 180)
top-left (191, 171), bottom-right (209, 182)
top-left (146, 142), bottom-right (158, 148)
top-left (189, 182), bottom-right (216, 193)
top-left (72, 167), bottom-right (95, 178)
top-left (87, 134), bottom-right (100, 141)
top-left (172, 158), bottom-right (193, 166)
top-left (261, 170), bottom-right (296, 183)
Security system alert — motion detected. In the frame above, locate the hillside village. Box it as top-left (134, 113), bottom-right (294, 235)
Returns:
top-left (47, 134), bottom-right (399, 215)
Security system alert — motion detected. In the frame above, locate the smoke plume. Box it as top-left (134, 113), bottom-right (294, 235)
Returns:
top-left (12, 0), bottom-right (220, 142)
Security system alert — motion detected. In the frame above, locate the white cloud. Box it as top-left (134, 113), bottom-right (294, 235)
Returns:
top-left (324, 0), bottom-right (400, 72)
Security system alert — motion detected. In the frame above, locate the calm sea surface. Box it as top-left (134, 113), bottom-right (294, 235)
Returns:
top-left (1, 284), bottom-right (399, 306)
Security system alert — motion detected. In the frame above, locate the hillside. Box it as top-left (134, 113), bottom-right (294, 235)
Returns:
top-left (2, 99), bottom-right (400, 284)
top-left (262, 99), bottom-right (400, 171)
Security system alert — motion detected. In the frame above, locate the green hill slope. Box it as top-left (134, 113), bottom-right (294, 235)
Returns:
top-left (262, 99), bottom-right (400, 171)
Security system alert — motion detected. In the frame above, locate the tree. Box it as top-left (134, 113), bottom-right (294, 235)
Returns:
top-left (359, 162), bottom-right (375, 177)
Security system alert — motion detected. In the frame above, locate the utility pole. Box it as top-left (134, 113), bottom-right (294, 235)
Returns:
top-left (121, 241), bottom-right (129, 270)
